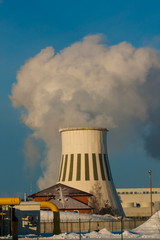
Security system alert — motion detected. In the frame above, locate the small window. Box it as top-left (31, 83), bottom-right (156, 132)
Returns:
top-left (73, 210), bottom-right (79, 213)
top-left (136, 203), bottom-right (141, 208)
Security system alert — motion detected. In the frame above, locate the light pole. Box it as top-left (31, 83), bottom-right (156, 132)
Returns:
top-left (118, 216), bottom-right (123, 240)
top-left (148, 170), bottom-right (153, 216)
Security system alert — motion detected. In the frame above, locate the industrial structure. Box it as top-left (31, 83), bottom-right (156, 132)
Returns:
top-left (0, 198), bottom-right (60, 236)
top-left (29, 183), bottom-right (93, 213)
top-left (117, 188), bottom-right (160, 217)
top-left (57, 127), bottom-right (124, 216)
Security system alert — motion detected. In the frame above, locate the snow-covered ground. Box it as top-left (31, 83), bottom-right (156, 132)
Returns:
top-left (40, 210), bottom-right (160, 239)
top-left (39, 210), bottom-right (160, 239)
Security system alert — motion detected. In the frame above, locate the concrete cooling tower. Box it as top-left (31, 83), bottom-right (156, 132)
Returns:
top-left (57, 127), bottom-right (124, 216)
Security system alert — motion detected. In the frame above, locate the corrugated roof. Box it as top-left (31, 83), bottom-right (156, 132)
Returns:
top-left (49, 197), bottom-right (91, 210)
top-left (28, 183), bottom-right (92, 198)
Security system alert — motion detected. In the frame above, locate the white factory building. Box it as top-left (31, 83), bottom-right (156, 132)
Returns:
top-left (116, 188), bottom-right (160, 217)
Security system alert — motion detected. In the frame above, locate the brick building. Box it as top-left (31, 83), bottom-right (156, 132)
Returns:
top-left (28, 183), bottom-right (92, 214)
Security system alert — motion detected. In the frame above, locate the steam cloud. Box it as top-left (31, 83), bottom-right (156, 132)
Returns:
top-left (24, 135), bottom-right (41, 171)
top-left (10, 34), bottom-right (160, 189)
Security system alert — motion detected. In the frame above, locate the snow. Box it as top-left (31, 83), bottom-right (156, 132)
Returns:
top-left (39, 210), bottom-right (160, 239)
top-left (134, 211), bottom-right (160, 234)
top-left (40, 210), bottom-right (117, 222)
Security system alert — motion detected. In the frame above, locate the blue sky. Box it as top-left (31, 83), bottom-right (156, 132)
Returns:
top-left (1, 0), bottom-right (160, 198)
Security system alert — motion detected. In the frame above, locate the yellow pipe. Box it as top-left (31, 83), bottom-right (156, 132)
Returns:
top-left (0, 197), bottom-right (20, 205)
top-left (39, 201), bottom-right (60, 235)
top-left (39, 201), bottom-right (59, 212)
top-left (0, 213), bottom-right (6, 215)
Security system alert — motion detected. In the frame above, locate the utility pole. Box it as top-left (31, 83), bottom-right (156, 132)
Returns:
top-left (148, 170), bottom-right (153, 216)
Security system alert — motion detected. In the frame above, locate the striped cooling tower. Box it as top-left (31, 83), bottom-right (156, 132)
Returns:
top-left (57, 127), bottom-right (124, 216)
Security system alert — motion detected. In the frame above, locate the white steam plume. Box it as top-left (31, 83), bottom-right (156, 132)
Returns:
top-left (24, 135), bottom-right (41, 171)
top-left (10, 34), bottom-right (160, 189)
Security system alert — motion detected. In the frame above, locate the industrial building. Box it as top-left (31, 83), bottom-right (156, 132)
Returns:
top-left (117, 188), bottom-right (160, 217)
top-left (29, 183), bottom-right (92, 213)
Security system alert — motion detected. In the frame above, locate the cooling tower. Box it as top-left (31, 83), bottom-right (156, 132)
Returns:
top-left (57, 127), bottom-right (124, 216)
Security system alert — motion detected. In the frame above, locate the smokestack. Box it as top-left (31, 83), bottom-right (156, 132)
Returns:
top-left (57, 127), bottom-right (124, 216)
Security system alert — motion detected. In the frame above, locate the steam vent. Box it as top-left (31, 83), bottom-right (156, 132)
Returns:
top-left (57, 127), bottom-right (124, 216)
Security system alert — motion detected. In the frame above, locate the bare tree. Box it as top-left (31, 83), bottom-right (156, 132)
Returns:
top-left (89, 183), bottom-right (118, 215)
top-left (89, 183), bottom-right (105, 214)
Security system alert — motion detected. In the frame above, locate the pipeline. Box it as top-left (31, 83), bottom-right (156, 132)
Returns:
top-left (0, 198), bottom-right (20, 240)
top-left (0, 198), bottom-right (20, 206)
top-left (39, 201), bottom-right (60, 235)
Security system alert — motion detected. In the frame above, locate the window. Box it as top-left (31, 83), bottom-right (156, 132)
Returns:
top-left (73, 210), bottom-right (79, 213)
top-left (136, 203), bottom-right (141, 208)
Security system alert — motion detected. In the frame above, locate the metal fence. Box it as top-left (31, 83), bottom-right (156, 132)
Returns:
top-left (41, 218), bottom-right (147, 234)
top-left (0, 217), bottom-right (148, 237)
